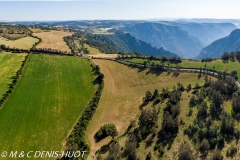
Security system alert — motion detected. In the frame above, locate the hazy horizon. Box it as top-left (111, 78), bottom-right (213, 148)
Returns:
top-left (1, 18), bottom-right (240, 22)
top-left (0, 0), bottom-right (240, 21)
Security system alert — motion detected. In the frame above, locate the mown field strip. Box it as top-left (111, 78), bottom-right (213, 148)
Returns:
top-left (0, 54), bottom-right (95, 155)
top-left (0, 52), bottom-right (27, 96)
top-left (85, 44), bottom-right (118, 58)
top-left (33, 31), bottom-right (72, 53)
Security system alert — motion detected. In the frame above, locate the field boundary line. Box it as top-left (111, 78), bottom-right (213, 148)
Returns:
top-left (0, 52), bottom-right (31, 108)
top-left (60, 59), bottom-right (104, 160)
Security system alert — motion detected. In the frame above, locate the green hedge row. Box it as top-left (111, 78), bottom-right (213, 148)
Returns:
top-left (30, 35), bottom-right (42, 50)
top-left (0, 45), bottom-right (30, 53)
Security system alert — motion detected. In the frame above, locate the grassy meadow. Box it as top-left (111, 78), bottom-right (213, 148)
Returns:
top-left (85, 43), bottom-right (101, 55)
top-left (86, 59), bottom-right (206, 159)
top-left (33, 31), bottom-right (72, 53)
top-left (0, 36), bottom-right (39, 50)
top-left (92, 28), bottom-right (113, 35)
top-left (0, 52), bottom-right (27, 97)
top-left (85, 44), bottom-right (118, 58)
top-left (0, 54), bottom-right (95, 156)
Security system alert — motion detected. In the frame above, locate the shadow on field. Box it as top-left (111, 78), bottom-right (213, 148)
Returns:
top-left (137, 67), bottom-right (146, 73)
top-left (10, 76), bottom-right (17, 80)
top-left (127, 65), bottom-right (164, 76)
top-left (92, 76), bottom-right (102, 85)
top-left (145, 68), bottom-right (164, 76)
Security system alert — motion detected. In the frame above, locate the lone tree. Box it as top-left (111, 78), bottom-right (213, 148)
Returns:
top-left (107, 142), bottom-right (121, 160)
top-left (145, 91), bottom-right (153, 101)
top-left (186, 84), bottom-right (192, 92)
top-left (124, 134), bottom-right (137, 160)
top-left (153, 89), bottom-right (159, 99)
top-left (139, 108), bottom-right (158, 137)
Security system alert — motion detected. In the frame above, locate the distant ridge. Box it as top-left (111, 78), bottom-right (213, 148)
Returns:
top-left (197, 29), bottom-right (240, 59)
top-left (87, 31), bottom-right (177, 57)
top-left (122, 22), bottom-right (204, 58)
top-left (171, 22), bottom-right (236, 45)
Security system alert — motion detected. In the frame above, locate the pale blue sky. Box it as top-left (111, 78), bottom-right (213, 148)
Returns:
top-left (1, 0), bottom-right (240, 21)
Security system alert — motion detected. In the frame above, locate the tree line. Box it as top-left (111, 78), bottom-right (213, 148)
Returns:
top-left (0, 44), bottom-right (30, 53)
top-left (119, 54), bottom-right (182, 64)
top-left (221, 51), bottom-right (240, 62)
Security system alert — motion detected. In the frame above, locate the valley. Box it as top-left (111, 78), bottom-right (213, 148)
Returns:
top-left (0, 17), bottom-right (240, 160)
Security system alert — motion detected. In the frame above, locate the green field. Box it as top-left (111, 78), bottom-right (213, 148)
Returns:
top-left (125, 58), bottom-right (240, 78)
top-left (0, 54), bottom-right (95, 156)
top-left (92, 28), bottom-right (113, 35)
top-left (0, 52), bottom-right (27, 97)
top-left (28, 27), bottom-right (50, 33)
top-left (0, 36), bottom-right (39, 50)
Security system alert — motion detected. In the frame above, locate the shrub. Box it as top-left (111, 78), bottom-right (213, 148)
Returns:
top-left (154, 144), bottom-right (164, 156)
top-left (94, 124), bottom-right (118, 141)
top-left (226, 144), bottom-right (237, 157)
top-left (200, 139), bottom-right (210, 154)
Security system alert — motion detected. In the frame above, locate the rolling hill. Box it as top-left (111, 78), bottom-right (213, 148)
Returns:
top-left (197, 29), bottom-right (240, 59)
